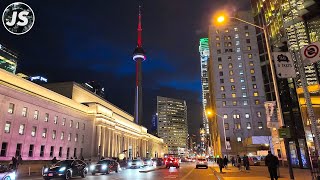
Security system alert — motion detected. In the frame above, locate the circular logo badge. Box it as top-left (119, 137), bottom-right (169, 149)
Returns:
top-left (2, 2), bottom-right (35, 35)
top-left (304, 45), bottom-right (319, 58)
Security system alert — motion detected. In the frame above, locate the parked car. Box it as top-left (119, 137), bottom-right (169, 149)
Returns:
top-left (142, 159), bottom-right (154, 166)
top-left (196, 158), bottom-right (208, 169)
top-left (165, 157), bottom-right (180, 168)
top-left (90, 159), bottom-right (120, 175)
top-left (42, 159), bottom-right (88, 180)
top-left (0, 164), bottom-right (16, 180)
top-left (128, 159), bottom-right (144, 168)
top-left (156, 158), bottom-right (164, 166)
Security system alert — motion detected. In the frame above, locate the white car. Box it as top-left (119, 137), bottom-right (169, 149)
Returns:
top-left (196, 158), bottom-right (208, 169)
top-left (0, 165), bottom-right (16, 180)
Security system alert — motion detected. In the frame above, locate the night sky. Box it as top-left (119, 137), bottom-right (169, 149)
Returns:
top-left (0, 0), bottom-right (249, 140)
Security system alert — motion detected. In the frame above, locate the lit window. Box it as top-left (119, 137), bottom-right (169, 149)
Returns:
top-left (220, 86), bottom-right (225, 91)
top-left (235, 123), bottom-right (241, 129)
top-left (247, 122), bottom-right (252, 129)
top-left (234, 27), bottom-right (238, 31)
top-left (235, 34), bottom-right (239, 38)
top-left (249, 61), bottom-right (254, 66)
top-left (233, 114), bottom-right (240, 119)
top-left (248, 54), bottom-right (252, 58)
top-left (255, 100), bottom-right (260, 104)
top-left (4, 122), bottom-right (11, 133)
top-left (239, 63), bottom-right (243, 67)
top-left (241, 85), bottom-right (246, 90)
top-left (228, 63), bottom-right (233, 68)
top-left (44, 113), bottom-right (49, 122)
top-left (253, 84), bottom-right (257, 89)
top-left (250, 69), bottom-right (255, 74)
top-left (243, 100), bottom-right (248, 105)
top-left (237, 56), bottom-right (241, 60)
top-left (34, 110), bottom-right (39, 120)
top-left (229, 70), bottom-right (234, 75)
top-left (242, 92), bottom-right (247, 97)
top-left (218, 64), bottom-right (223, 69)
top-left (22, 107), bottom-right (28, 117)
top-left (76, 122), bottom-right (79, 129)
top-left (75, 134), bottom-right (78, 142)
top-left (232, 93), bottom-right (236, 98)
top-left (240, 78), bottom-right (245, 83)
top-left (224, 123), bottom-right (229, 130)
top-left (233, 101), bottom-right (237, 106)
top-left (230, 78), bottom-right (234, 83)
top-left (31, 126), bottom-right (37, 137)
top-left (68, 133), bottom-right (71, 141)
top-left (228, 42), bottom-right (232, 47)
top-left (258, 122), bottom-right (263, 129)
top-left (245, 113), bottom-right (250, 118)
top-left (61, 132), bottom-right (64, 140)
top-left (52, 130), bottom-right (56, 140)
top-left (8, 103), bottom-right (14, 114)
top-left (216, 43), bottom-right (221, 47)
top-left (236, 47), bottom-right (241, 52)
top-left (19, 124), bottom-right (25, 135)
top-left (247, 46), bottom-right (252, 50)
top-left (54, 116), bottom-right (58, 124)
top-left (237, 137), bottom-right (242, 142)
top-left (42, 128), bottom-right (47, 138)
top-left (257, 111), bottom-right (262, 117)
top-left (70, 120), bottom-right (73, 128)
top-left (222, 101), bottom-right (226, 106)
top-left (223, 114), bottom-right (228, 119)
top-left (216, 36), bottom-right (220, 40)
top-left (216, 30), bottom-right (220, 34)
top-left (225, 28), bottom-right (229, 32)
top-left (245, 32), bottom-right (249, 36)
top-left (236, 41), bottom-right (240, 46)
top-left (227, 36), bottom-right (231, 40)
top-left (239, 70), bottom-right (244, 75)
top-left (231, 85), bottom-right (236, 90)
top-left (254, 92), bottom-right (259, 96)
top-left (222, 94), bottom-right (226, 98)
top-left (62, 118), bottom-right (66, 126)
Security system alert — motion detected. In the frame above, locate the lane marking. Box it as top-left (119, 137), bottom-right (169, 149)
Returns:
top-left (180, 167), bottom-right (194, 180)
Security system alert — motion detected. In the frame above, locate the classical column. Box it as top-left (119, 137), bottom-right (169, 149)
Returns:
top-left (97, 126), bottom-right (101, 157)
top-left (110, 130), bottom-right (114, 157)
top-left (101, 126), bottom-right (105, 157)
top-left (104, 127), bottom-right (108, 157)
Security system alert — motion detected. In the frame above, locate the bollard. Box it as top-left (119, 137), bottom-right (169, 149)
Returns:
top-left (29, 166), bottom-right (31, 176)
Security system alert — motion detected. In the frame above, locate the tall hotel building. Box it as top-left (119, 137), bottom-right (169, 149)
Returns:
top-left (250, 0), bottom-right (320, 168)
top-left (199, 38), bottom-right (210, 134)
top-left (0, 43), bottom-right (17, 74)
top-left (208, 11), bottom-right (270, 156)
top-left (157, 96), bottom-right (188, 155)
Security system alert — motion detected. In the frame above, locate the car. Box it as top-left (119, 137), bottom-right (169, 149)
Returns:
top-left (42, 159), bottom-right (88, 180)
top-left (196, 158), bottom-right (208, 169)
top-left (165, 157), bottom-right (180, 168)
top-left (156, 158), bottom-right (164, 166)
top-left (127, 159), bottom-right (144, 168)
top-left (0, 164), bottom-right (16, 180)
top-left (90, 159), bottom-right (120, 175)
top-left (143, 159), bottom-right (154, 166)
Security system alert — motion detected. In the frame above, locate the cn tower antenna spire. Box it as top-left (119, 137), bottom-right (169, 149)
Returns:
top-left (137, 5), bottom-right (142, 48)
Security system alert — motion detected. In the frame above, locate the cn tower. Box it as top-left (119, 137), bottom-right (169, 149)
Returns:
top-left (133, 5), bottom-right (146, 125)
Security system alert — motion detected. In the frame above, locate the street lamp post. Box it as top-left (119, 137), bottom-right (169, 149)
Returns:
top-left (215, 15), bottom-right (294, 179)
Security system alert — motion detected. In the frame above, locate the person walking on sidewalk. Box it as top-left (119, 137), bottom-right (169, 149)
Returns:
top-left (265, 151), bottom-right (279, 180)
top-left (236, 155), bottom-right (242, 171)
top-left (243, 154), bottom-right (249, 170)
top-left (223, 156), bottom-right (228, 168)
top-left (231, 157), bottom-right (235, 166)
top-left (218, 157), bottom-right (224, 173)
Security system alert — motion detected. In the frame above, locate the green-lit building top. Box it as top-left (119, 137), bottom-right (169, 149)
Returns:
top-left (0, 44), bottom-right (17, 74)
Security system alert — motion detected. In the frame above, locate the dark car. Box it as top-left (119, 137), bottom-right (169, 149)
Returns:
top-left (156, 158), bottom-right (164, 166)
top-left (165, 157), bottom-right (180, 168)
top-left (42, 160), bottom-right (88, 180)
top-left (90, 159), bottom-right (120, 175)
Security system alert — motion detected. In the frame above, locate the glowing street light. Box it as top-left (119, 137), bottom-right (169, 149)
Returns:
top-left (217, 16), bottom-right (225, 23)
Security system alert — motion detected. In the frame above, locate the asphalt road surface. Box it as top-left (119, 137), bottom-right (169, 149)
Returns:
top-left (19, 162), bottom-right (219, 180)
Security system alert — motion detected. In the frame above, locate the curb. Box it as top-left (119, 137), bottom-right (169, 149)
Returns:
top-left (210, 166), bottom-right (224, 180)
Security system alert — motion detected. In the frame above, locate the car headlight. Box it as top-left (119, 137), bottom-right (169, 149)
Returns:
top-left (137, 162), bottom-right (141, 166)
top-left (44, 168), bottom-right (48, 173)
top-left (102, 165), bottom-right (107, 170)
top-left (59, 167), bottom-right (66, 172)
top-left (90, 165), bottom-right (95, 170)
top-left (128, 162), bottom-right (132, 166)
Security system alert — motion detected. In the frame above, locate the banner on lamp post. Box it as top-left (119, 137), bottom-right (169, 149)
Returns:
top-left (264, 101), bottom-right (277, 128)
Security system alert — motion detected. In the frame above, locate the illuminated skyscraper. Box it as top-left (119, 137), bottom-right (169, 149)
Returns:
top-left (199, 38), bottom-right (210, 134)
top-left (0, 43), bottom-right (17, 74)
top-left (133, 6), bottom-right (146, 125)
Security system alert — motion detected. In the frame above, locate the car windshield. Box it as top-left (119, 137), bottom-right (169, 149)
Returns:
top-left (132, 160), bottom-right (140, 162)
top-left (54, 160), bottom-right (73, 167)
top-left (97, 160), bottom-right (110, 164)
top-left (0, 165), bottom-right (10, 173)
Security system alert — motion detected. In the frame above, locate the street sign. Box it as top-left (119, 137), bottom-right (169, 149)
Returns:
top-left (301, 42), bottom-right (320, 65)
top-left (278, 128), bottom-right (291, 138)
top-left (273, 52), bottom-right (296, 78)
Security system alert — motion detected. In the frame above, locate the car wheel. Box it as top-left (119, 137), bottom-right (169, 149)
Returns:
top-left (81, 170), bottom-right (87, 178)
top-left (4, 176), bottom-right (11, 180)
top-left (176, 166), bottom-right (180, 169)
top-left (115, 165), bottom-right (119, 173)
top-left (64, 171), bottom-right (71, 180)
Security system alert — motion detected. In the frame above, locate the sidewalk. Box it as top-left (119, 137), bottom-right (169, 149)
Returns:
top-left (212, 164), bottom-right (312, 180)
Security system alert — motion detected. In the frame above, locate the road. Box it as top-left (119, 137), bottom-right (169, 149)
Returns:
top-left (19, 162), bottom-right (219, 180)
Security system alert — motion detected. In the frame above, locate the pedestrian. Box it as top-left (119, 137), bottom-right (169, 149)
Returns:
top-left (52, 157), bottom-right (57, 164)
top-left (243, 154), bottom-right (249, 170)
top-left (265, 151), bottom-right (279, 180)
top-left (12, 156), bottom-right (17, 170)
top-left (231, 157), bottom-right (235, 166)
top-left (223, 156), bottom-right (228, 168)
top-left (218, 157), bottom-right (224, 173)
top-left (81, 156), bottom-right (84, 161)
top-left (236, 155), bottom-right (242, 171)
